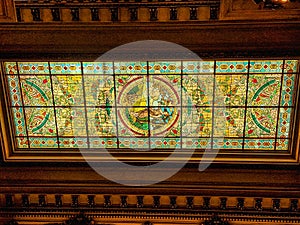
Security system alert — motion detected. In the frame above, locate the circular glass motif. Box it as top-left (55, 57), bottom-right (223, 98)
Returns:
top-left (117, 76), bottom-right (180, 136)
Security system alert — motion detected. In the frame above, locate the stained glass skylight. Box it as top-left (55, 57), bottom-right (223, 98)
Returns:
top-left (4, 60), bottom-right (298, 152)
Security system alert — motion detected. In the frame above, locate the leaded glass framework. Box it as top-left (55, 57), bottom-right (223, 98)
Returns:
top-left (1, 60), bottom-right (299, 162)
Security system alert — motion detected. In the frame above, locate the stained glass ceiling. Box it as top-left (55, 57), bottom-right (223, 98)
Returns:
top-left (3, 60), bottom-right (299, 152)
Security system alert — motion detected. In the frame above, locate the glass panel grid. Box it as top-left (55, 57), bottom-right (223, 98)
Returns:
top-left (4, 60), bottom-right (298, 152)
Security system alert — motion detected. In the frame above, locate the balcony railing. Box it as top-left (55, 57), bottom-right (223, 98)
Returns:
top-left (14, 0), bottom-right (220, 22)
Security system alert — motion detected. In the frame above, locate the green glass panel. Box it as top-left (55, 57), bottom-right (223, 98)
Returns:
top-left (245, 108), bottom-right (277, 138)
top-left (221, 108), bottom-right (245, 137)
top-left (29, 137), bottom-right (58, 148)
top-left (87, 107), bottom-right (116, 137)
top-left (182, 61), bottom-right (214, 74)
top-left (25, 107), bottom-right (56, 136)
top-left (18, 62), bottom-right (49, 74)
top-left (16, 137), bottom-right (29, 148)
top-left (249, 60), bottom-right (283, 73)
top-left (84, 75), bottom-right (115, 106)
top-left (82, 62), bottom-right (113, 74)
top-left (7, 75), bottom-right (22, 106)
top-left (4, 62), bottom-right (17, 74)
top-left (56, 107), bottom-right (87, 136)
top-left (182, 138), bottom-right (210, 149)
top-left (52, 75), bottom-right (84, 106)
top-left (117, 108), bottom-right (149, 137)
top-left (20, 76), bottom-right (53, 106)
top-left (216, 61), bottom-right (248, 73)
top-left (215, 74), bottom-right (247, 106)
top-left (12, 107), bottom-right (27, 136)
top-left (284, 60), bottom-right (298, 73)
top-left (114, 61), bottom-right (147, 74)
top-left (149, 75), bottom-right (181, 106)
top-left (59, 137), bottom-right (88, 148)
top-left (182, 107), bottom-right (212, 137)
top-left (150, 137), bottom-right (180, 149)
top-left (247, 74), bottom-right (281, 106)
top-left (89, 137), bottom-right (117, 148)
top-left (276, 139), bottom-right (289, 150)
top-left (50, 62), bottom-right (81, 74)
top-left (244, 139), bottom-right (275, 150)
top-left (149, 61), bottom-right (181, 74)
top-left (119, 137), bottom-right (149, 149)
top-left (182, 74), bottom-right (213, 107)
top-left (281, 74), bottom-right (295, 107)
top-left (277, 107), bottom-right (291, 139)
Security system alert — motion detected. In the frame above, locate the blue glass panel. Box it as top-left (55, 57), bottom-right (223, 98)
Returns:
top-left (182, 61), bottom-right (214, 74)
top-left (249, 60), bottom-right (283, 73)
top-left (149, 61), bottom-right (181, 74)
top-left (114, 62), bottom-right (147, 74)
top-left (18, 62), bottom-right (49, 74)
top-left (216, 61), bottom-right (248, 73)
top-left (82, 62), bottom-right (113, 74)
top-left (244, 139), bottom-right (275, 150)
top-left (50, 62), bottom-right (82, 74)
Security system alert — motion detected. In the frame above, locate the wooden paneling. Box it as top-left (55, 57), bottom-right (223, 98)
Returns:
top-left (0, 21), bottom-right (300, 59)
top-left (0, 0), bottom-right (16, 22)
top-left (220, 0), bottom-right (300, 20)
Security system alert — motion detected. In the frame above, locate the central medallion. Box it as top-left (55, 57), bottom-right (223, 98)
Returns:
top-left (117, 76), bottom-right (180, 136)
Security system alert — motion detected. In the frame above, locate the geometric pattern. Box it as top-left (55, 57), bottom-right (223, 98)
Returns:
top-left (4, 60), bottom-right (298, 151)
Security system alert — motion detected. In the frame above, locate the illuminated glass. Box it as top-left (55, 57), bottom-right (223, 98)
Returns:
top-left (4, 60), bottom-right (298, 151)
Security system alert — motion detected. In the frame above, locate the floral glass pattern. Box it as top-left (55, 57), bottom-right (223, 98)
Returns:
top-left (4, 60), bottom-right (298, 151)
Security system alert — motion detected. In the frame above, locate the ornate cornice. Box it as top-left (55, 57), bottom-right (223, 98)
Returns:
top-left (14, 0), bottom-right (220, 23)
top-left (1, 193), bottom-right (300, 224)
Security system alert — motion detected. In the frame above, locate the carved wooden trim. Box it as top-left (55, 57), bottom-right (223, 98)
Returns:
top-left (0, 0), bottom-right (16, 22)
top-left (219, 0), bottom-right (300, 20)
top-left (0, 21), bottom-right (299, 58)
top-left (14, 0), bottom-right (219, 23)
top-left (1, 207), bottom-right (300, 224)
